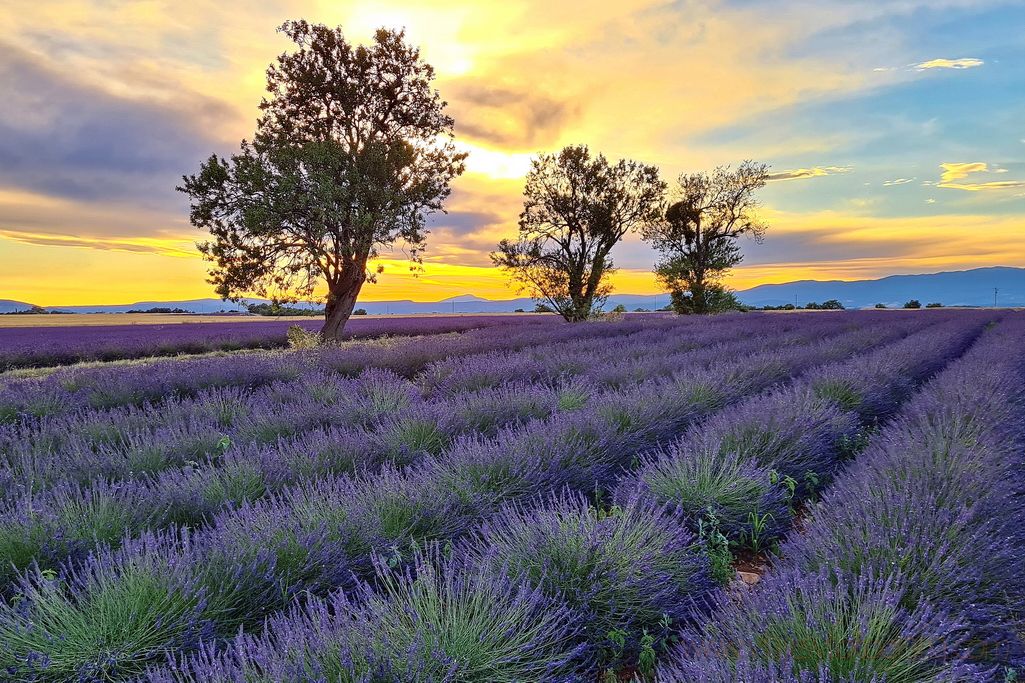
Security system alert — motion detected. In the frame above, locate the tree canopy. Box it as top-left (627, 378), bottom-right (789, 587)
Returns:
top-left (178, 21), bottom-right (465, 340)
top-left (492, 145), bottom-right (665, 322)
top-left (643, 161), bottom-right (769, 314)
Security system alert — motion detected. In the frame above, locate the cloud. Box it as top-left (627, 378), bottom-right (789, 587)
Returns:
top-left (0, 229), bottom-right (196, 257)
top-left (874, 57), bottom-right (984, 74)
top-left (767, 166), bottom-right (852, 181)
top-left (0, 41), bottom-right (233, 211)
top-left (913, 58), bottom-right (984, 71)
top-left (882, 177), bottom-right (916, 186)
top-left (448, 83), bottom-right (581, 149)
top-left (937, 162), bottom-right (1025, 191)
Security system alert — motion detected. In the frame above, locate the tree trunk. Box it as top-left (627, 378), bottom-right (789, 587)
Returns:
top-left (321, 269), bottom-right (366, 342)
top-left (691, 269), bottom-right (707, 314)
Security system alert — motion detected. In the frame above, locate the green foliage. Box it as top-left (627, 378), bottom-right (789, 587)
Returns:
top-left (668, 286), bottom-right (743, 315)
top-left (352, 308), bottom-right (368, 315)
top-left (0, 553), bottom-right (209, 681)
top-left (813, 378), bottom-right (863, 413)
top-left (697, 509), bottom-right (735, 586)
top-left (904, 299), bottom-right (922, 309)
top-left (926, 302), bottom-right (944, 308)
top-left (247, 302), bottom-right (324, 316)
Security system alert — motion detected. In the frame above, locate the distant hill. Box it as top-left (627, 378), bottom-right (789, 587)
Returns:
top-left (19, 266), bottom-right (1025, 314)
top-left (736, 266), bottom-right (1025, 309)
top-left (0, 300), bottom-right (36, 314)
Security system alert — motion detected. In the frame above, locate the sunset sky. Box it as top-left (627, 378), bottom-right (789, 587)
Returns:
top-left (2, 0), bottom-right (1023, 305)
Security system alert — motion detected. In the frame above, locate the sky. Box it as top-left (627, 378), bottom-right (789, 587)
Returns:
top-left (1, 0), bottom-right (1023, 306)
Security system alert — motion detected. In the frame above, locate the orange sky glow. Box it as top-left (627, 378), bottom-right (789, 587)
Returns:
top-left (1, 0), bottom-right (1022, 305)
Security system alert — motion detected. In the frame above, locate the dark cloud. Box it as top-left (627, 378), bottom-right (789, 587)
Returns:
top-left (448, 83), bottom-right (580, 148)
top-left (427, 209), bottom-right (506, 237)
top-left (0, 42), bottom-right (235, 211)
top-left (0, 229), bottom-right (192, 256)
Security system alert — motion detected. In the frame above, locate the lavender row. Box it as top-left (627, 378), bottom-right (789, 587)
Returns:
top-left (613, 310), bottom-right (994, 551)
top-left (0, 314), bottom-right (558, 371)
top-left (0, 313), bottom-right (725, 422)
top-left (0, 312), bottom-right (878, 499)
top-left (660, 313), bottom-right (1025, 681)
top-left (0, 315), bottom-right (886, 592)
top-left (135, 313), bottom-right (995, 682)
top-left (0, 317), bottom-right (964, 680)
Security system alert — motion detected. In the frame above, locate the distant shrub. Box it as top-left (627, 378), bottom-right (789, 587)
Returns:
top-left (612, 304), bottom-right (627, 313)
top-left (670, 287), bottom-right (742, 315)
top-left (286, 324), bottom-right (323, 349)
top-left (534, 303), bottom-right (556, 313)
top-left (634, 307), bottom-right (650, 312)
top-left (875, 302), bottom-right (887, 308)
top-left (926, 302), bottom-right (943, 308)
top-left (903, 299), bottom-right (922, 309)
top-left (352, 308), bottom-right (368, 315)
top-left (514, 308), bottom-right (525, 312)
top-left (821, 299), bottom-right (845, 310)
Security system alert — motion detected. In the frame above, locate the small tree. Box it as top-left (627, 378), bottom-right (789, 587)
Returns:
top-left (903, 299), bottom-right (922, 309)
top-left (925, 302), bottom-right (944, 308)
top-left (821, 299), bottom-right (845, 310)
top-left (669, 286), bottom-right (743, 314)
top-left (492, 145), bottom-right (665, 322)
top-left (643, 161), bottom-right (769, 315)
top-left (875, 303), bottom-right (887, 309)
top-left (179, 21), bottom-right (466, 341)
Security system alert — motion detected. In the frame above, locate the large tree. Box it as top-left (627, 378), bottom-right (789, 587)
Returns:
top-left (179, 21), bottom-right (466, 341)
top-left (643, 161), bottom-right (769, 314)
top-left (492, 145), bottom-right (665, 322)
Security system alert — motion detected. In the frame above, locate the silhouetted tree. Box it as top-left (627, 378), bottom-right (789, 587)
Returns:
top-left (904, 299), bottom-right (922, 309)
top-left (643, 161), bottom-right (769, 314)
top-left (875, 303), bottom-right (887, 309)
top-left (925, 302), bottom-right (944, 308)
top-left (492, 145), bottom-right (665, 322)
top-left (179, 21), bottom-right (466, 341)
top-left (821, 299), bottom-right (845, 310)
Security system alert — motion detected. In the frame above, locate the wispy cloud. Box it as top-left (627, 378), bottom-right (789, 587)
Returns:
top-left (0, 229), bottom-right (197, 257)
top-left (874, 58), bottom-right (984, 73)
top-left (882, 177), bottom-right (915, 186)
top-left (767, 166), bottom-right (852, 182)
top-left (913, 58), bottom-right (984, 71)
top-left (937, 162), bottom-right (1025, 191)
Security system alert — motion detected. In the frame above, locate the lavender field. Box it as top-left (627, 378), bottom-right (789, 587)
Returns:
top-left (0, 310), bottom-right (1023, 682)
top-left (0, 314), bottom-right (544, 371)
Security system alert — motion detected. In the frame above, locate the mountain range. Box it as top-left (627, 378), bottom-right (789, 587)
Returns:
top-left (3, 266), bottom-right (1023, 315)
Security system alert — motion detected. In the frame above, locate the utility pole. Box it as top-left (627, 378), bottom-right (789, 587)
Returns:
top-left (994, 287), bottom-right (999, 308)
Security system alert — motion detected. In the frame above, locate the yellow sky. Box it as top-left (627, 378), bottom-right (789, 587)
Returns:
top-left (1, 0), bottom-right (1023, 305)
